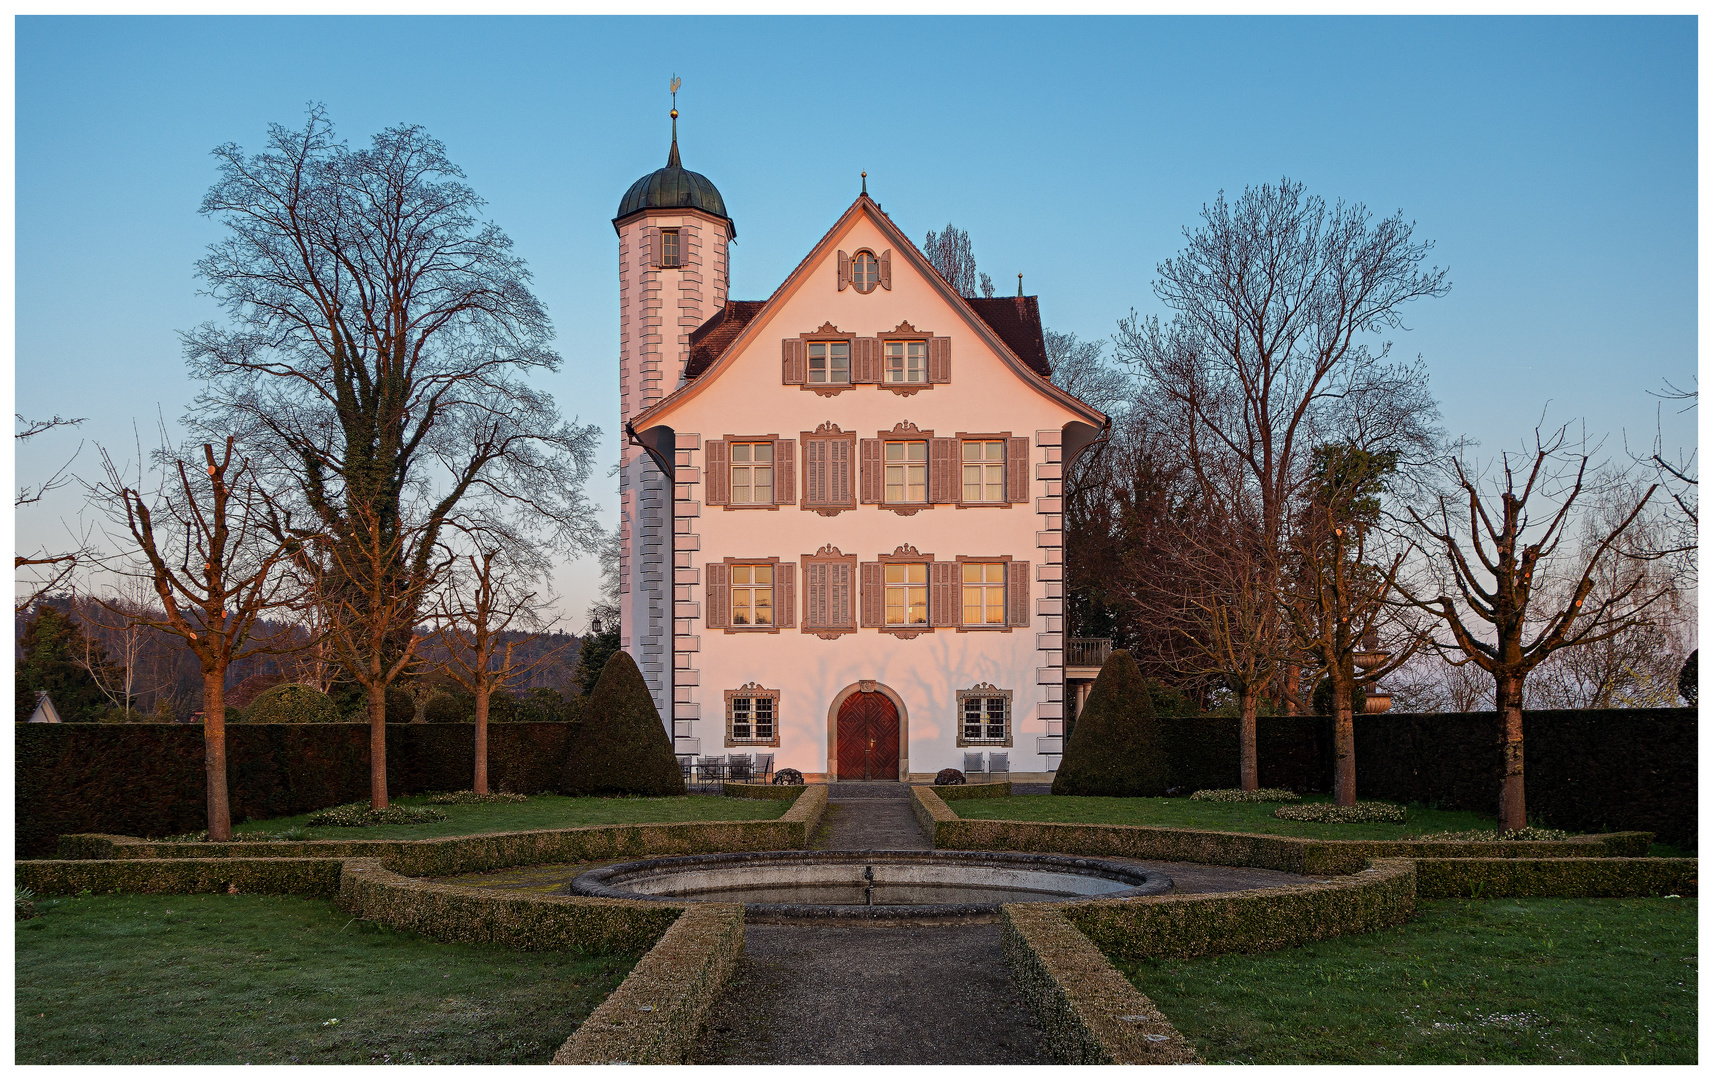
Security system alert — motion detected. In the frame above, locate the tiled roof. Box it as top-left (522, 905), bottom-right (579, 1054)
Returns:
top-left (681, 295), bottom-right (1052, 382)
top-left (965, 296), bottom-right (1052, 378)
top-left (684, 300), bottom-right (765, 379)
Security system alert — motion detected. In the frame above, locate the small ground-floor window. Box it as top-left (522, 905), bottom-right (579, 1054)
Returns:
top-left (725, 683), bottom-right (781, 747)
top-left (956, 683), bottom-right (1013, 747)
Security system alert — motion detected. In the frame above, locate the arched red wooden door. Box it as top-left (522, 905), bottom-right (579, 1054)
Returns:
top-left (835, 691), bottom-right (900, 781)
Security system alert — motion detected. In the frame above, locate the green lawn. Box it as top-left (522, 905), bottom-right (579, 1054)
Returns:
top-left (950, 794), bottom-right (1505, 841)
top-left (1117, 897), bottom-right (1697, 1064)
top-left (215, 793), bottom-right (788, 841)
top-left (16, 892), bottom-right (639, 1064)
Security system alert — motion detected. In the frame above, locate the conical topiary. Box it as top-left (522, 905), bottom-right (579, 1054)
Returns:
top-left (1051, 649), bottom-right (1168, 796)
top-left (560, 649), bottom-right (686, 797)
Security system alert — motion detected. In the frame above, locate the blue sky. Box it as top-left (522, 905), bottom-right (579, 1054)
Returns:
top-left (14, 15), bottom-right (1697, 622)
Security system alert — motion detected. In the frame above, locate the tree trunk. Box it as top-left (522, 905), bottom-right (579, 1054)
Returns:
top-left (1283, 663), bottom-right (1301, 716)
top-left (203, 673), bottom-right (233, 841)
top-left (1497, 672), bottom-right (1526, 834)
top-left (473, 683), bottom-right (489, 795)
top-left (1238, 684), bottom-right (1258, 791)
top-left (368, 683), bottom-right (389, 809)
top-left (1331, 675), bottom-right (1356, 807)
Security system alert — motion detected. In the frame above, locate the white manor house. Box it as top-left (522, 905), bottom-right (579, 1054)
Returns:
top-left (613, 114), bottom-right (1107, 782)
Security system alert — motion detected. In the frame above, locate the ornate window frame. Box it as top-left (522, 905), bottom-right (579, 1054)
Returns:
top-left (725, 683), bottom-right (781, 747)
top-left (876, 322), bottom-right (934, 396)
top-left (849, 249), bottom-right (881, 294)
top-left (953, 432), bottom-right (1015, 507)
top-left (800, 323), bottom-right (857, 397)
top-left (877, 543), bottom-right (934, 639)
top-left (800, 422), bottom-right (857, 516)
top-left (715, 556), bottom-right (792, 634)
top-left (876, 421), bottom-right (932, 516)
top-left (801, 544), bottom-right (858, 639)
top-left (956, 683), bottom-right (1013, 748)
top-left (955, 555), bottom-right (1014, 632)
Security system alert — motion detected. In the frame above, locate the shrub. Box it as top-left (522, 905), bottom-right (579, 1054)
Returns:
top-left (1412, 826), bottom-right (1571, 842)
top-left (16, 887), bottom-right (36, 921)
top-left (935, 768), bottom-right (967, 786)
top-left (243, 683), bottom-right (339, 724)
top-left (1052, 649), bottom-right (1168, 797)
top-left (1190, 788), bottom-right (1302, 803)
top-left (772, 768), bottom-right (804, 786)
top-left (305, 802), bottom-right (450, 828)
top-left (424, 692), bottom-right (473, 724)
top-left (560, 651), bottom-right (685, 797)
top-left (425, 790), bottom-right (529, 805)
top-left (1274, 801), bottom-right (1406, 824)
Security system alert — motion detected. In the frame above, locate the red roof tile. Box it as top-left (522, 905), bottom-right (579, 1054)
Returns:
top-left (965, 296), bottom-right (1052, 378)
top-left (684, 300), bottom-right (765, 379)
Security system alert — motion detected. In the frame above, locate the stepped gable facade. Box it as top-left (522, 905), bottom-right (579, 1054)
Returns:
top-left (615, 122), bottom-right (1106, 780)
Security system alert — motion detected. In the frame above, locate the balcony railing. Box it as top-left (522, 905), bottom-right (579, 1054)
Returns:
top-left (1065, 637), bottom-right (1112, 669)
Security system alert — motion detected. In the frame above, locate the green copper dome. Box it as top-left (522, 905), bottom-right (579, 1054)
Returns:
top-left (614, 119), bottom-right (734, 237)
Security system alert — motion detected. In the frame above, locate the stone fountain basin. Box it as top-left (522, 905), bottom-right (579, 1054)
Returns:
top-left (564, 850), bottom-right (1173, 924)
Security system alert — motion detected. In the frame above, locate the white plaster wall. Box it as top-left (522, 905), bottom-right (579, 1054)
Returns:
top-left (662, 207), bottom-right (1081, 776)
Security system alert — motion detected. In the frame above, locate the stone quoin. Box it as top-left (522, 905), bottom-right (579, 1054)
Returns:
top-left (614, 103), bottom-right (1107, 781)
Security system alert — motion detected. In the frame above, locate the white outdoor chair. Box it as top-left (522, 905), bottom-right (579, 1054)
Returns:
top-left (987, 752), bottom-right (1010, 782)
top-left (963, 752), bottom-right (985, 782)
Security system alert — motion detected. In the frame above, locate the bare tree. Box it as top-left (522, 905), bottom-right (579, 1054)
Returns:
top-left (433, 537), bottom-right (563, 792)
top-left (1399, 426), bottom-right (1662, 833)
top-left (77, 579), bottom-right (173, 720)
top-left (94, 438), bottom-right (306, 840)
top-left (16, 414), bottom-right (89, 611)
top-left (923, 223), bottom-right (995, 297)
top-left (1114, 177), bottom-right (1447, 788)
top-left (183, 106), bottom-right (601, 808)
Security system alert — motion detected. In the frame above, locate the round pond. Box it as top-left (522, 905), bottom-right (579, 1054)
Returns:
top-left (564, 849), bottom-right (1173, 923)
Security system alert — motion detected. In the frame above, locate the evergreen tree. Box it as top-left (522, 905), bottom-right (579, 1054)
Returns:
top-left (561, 650), bottom-right (684, 796)
top-left (573, 620), bottom-right (621, 695)
top-left (15, 606), bottom-right (123, 723)
top-left (1052, 649), bottom-right (1168, 796)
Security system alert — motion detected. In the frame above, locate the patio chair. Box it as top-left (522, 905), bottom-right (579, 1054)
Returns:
top-left (963, 751), bottom-right (985, 782)
top-left (987, 752), bottom-right (1010, 782)
top-left (697, 754), bottom-right (727, 786)
top-left (754, 753), bottom-right (775, 782)
top-left (727, 754), bottom-right (754, 783)
top-left (677, 755), bottom-right (695, 781)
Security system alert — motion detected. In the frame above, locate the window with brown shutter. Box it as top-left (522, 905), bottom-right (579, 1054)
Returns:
top-left (704, 440), bottom-right (730, 506)
top-left (879, 249), bottom-right (892, 290)
top-left (801, 424), bottom-right (856, 515)
top-left (660, 229), bottom-right (681, 268)
top-left (852, 337), bottom-right (880, 384)
top-left (875, 323), bottom-right (943, 396)
top-left (859, 439), bottom-right (883, 504)
top-left (1007, 436), bottom-right (1031, 503)
top-left (795, 324), bottom-right (856, 395)
top-left (705, 562), bottom-right (730, 628)
top-left (930, 561), bottom-right (957, 627)
top-left (874, 422), bottom-right (933, 515)
top-left (929, 337), bottom-right (952, 383)
top-left (929, 438), bottom-right (957, 504)
top-left (859, 561), bottom-right (884, 627)
top-left (774, 440), bottom-right (796, 506)
top-left (955, 556), bottom-right (1012, 632)
top-left (875, 544), bottom-right (935, 638)
top-left (801, 545), bottom-right (857, 637)
top-left (1008, 560), bottom-right (1032, 627)
top-left (837, 249), bottom-right (850, 291)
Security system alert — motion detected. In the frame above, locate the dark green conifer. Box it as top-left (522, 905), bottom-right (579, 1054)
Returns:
top-left (560, 649), bottom-right (685, 796)
top-left (15, 606), bottom-right (120, 723)
top-left (1051, 648), bottom-right (1168, 796)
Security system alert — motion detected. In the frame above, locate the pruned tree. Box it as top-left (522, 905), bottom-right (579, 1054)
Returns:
top-left (432, 530), bottom-right (562, 793)
top-left (183, 106), bottom-right (601, 808)
top-left (922, 223), bottom-right (995, 298)
top-left (1399, 425), bottom-right (1662, 833)
top-left (1114, 177), bottom-right (1447, 788)
top-left (93, 437), bottom-right (307, 840)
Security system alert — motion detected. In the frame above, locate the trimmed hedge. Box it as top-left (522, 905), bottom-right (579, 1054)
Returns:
top-left (910, 784), bottom-right (959, 842)
top-left (561, 651), bottom-right (684, 797)
top-left (1065, 858), bottom-right (1419, 961)
top-left (925, 780), bottom-right (1012, 802)
top-left (722, 782), bottom-right (808, 801)
top-left (1053, 649), bottom-right (1168, 796)
top-left (553, 903), bottom-right (745, 1064)
top-left (16, 856), bottom-right (346, 897)
top-left (1000, 903), bottom-right (1196, 1064)
top-left (336, 859), bottom-right (678, 955)
top-left (15, 721), bottom-right (578, 856)
top-left (241, 683), bottom-right (338, 724)
top-left (1414, 857), bottom-right (1699, 899)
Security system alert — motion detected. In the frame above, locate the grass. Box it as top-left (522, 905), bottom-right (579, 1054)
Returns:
top-left (15, 892), bottom-right (640, 1064)
top-left (1117, 897), bottom-right (1697, 1064)
top-left (949, 793), bottom-right (1506, 841)
top-left (202, 792), bottom-right (788, 842)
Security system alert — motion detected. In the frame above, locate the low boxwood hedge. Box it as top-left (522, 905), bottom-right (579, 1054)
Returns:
top-left (722, 782), bottom-right (808, 801)
top-left (336, 859), bottom-right (679, 955)
top-left (922, 781), bottom-right (1012, 802)
top-left (1414, 857), bottom-right (1699, 899)
top-left (553, 902), bottom-right (745, 1064)
top-left (1000, 903), bottom-right (1196, 1064)
top-left (1064, 858), bottom-right (1419, 961)
top-left (16, 856), bottom-right (346, 897)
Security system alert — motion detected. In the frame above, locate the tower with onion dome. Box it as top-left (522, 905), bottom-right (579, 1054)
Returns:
top-left (613, 85), bottom-right (734, 746)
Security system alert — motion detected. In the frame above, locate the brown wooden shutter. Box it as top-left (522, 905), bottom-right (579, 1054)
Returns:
top-left (1008, 561), bottom-right (1031, 627)
top-left (852, 337), bottom-right (878, 384)
top-left (931, 561), bottom-right (957, 627)
top-left (860, 562), bottom-right (884, 627)
top-left (879, 249), bottom-right (892, 290)
top-left (830, 437), bottom-right (853, 506)
top-left (929, 437), bottom-right (956, 504)
top-left (704, 440), bottom-right (730, 506)
top-left (774, 439), bottom-right (796, 505)
top-left (777, 561), bottom-right (796, 627)
top-left (831, 560), bottom-right (853, 627)
top-left (1006, 436), bottom-right (1031, 504)
top-left (806, 561), bottom-right (827, 627)
top-left (929, 337), bottom-right (952, 383)
top-left (803, 438), bottom-right (827, 505)
top-left (837, 250), bottom-right (850, 291)
top-left (782, 338), bottom-right (805, 385)
top-left (705, 563), bottom-right (730, 629)
top-left (859, 439), bottom-right (883, 503)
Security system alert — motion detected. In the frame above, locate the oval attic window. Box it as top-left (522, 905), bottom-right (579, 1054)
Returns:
top-left (850, 250), bottom-right (879, 294)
